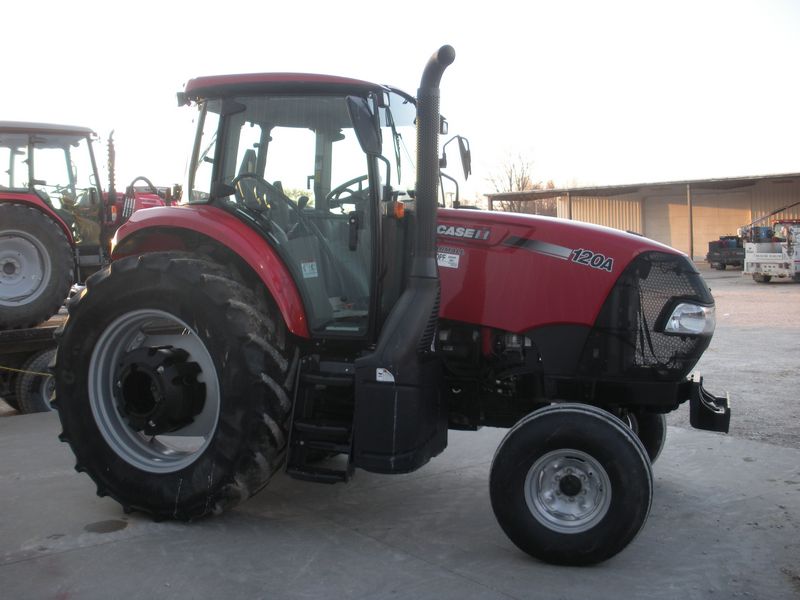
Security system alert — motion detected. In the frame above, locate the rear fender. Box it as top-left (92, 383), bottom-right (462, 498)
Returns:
top-left (111, 205), bottom-right (310, 338)
top-left (0, 194), bottom-right (75, 244)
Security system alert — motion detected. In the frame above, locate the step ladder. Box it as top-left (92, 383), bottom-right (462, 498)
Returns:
top-left (285, 358), bottom-right (356, 484)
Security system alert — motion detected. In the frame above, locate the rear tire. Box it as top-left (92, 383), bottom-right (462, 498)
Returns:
top-left (0, 204), bottom-right (74, 329)
top-left (16, 348), bottom-right (57, 413)
top-left (753, 273), bottom-right (771, 283)
top-left (55, 252), bottom-right (296, 520)
top-left (489, 403), bottom-right (653, 566)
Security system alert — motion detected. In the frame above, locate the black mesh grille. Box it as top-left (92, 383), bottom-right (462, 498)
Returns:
top-left (579, 252), bottom-right (713, 382)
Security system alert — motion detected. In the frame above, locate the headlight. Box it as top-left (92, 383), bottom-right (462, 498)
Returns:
top-left (663, 303), bottom-right (715, 336)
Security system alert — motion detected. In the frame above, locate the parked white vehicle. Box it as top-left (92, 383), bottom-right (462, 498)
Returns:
top-left (743, 220), bottom-right (800, 283)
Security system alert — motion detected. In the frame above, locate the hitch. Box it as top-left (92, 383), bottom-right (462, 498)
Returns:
top-left (687, 373), bottom-right (731, 433)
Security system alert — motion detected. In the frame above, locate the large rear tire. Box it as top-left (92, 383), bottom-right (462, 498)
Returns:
top-left (55, 252), bottom-right (296, 520)
top-left (489, 403), bottom-right (653, 566)
top-left (0, 204), bottom-right (74, 329)
top-left (753, 273), bottom-right (771, 283)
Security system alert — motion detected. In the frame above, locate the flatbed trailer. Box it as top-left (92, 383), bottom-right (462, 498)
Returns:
top-left (0, 314), bottom-right (64, 413)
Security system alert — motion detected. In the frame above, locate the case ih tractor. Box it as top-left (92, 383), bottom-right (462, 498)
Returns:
top-left (54, 46), bottom-right (730, 565)
top-left (0, 122), bottom-right (175, 330)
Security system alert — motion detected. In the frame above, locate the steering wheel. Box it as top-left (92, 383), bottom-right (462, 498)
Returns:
top-left (326, 175), bottom-right (369, 208)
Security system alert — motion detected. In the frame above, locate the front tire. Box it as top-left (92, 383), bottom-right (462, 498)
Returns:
top-left (16, 348), bottom-right (57, 413)
top-left (489, 403), bottom-right (653, 566)
top-left (0, 204), bottom-right (74, 328)
top-left (55, 252), bottom-right (295, 520)
top-left (624, 408), bottom-right (667, 464)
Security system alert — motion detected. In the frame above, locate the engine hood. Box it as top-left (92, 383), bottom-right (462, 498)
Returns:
top-left (435, 207), bottom-right (691, 332)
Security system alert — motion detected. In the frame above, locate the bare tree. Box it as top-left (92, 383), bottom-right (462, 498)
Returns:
top-left (487, 155), bottom-right (556, 215)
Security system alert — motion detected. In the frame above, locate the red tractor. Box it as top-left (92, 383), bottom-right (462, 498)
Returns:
top-left (0, 122), bottom-right (176, 330)
top-left (54, 46), bottom-right (730, 565)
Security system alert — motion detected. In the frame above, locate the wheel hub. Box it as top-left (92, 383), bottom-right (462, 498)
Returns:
top-left (525, 449), bottom-right (612, 534)
top-left (115, 346), bottom-right (206, 435)
top-left (558, 473), bottom-right (583, 497)
top-left (0, 233), bottom-right (49, 303)
top-left (2, 259), bottom-right (18, 276)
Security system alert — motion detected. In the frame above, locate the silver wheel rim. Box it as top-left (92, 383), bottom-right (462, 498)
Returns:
top-left (88, 309), bottom-right (220, 473)
top-left (0, 231), bottom-right (51, 305)
top-left (524, 449), bottom-right (612, 534)
top-left (39, 373), bottom-right (56, 411)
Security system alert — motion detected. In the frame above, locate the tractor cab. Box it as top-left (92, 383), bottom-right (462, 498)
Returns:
top-left (0, 123), bottom-right (104, 245)
top-left (184, 79), bottom-right (431, 339)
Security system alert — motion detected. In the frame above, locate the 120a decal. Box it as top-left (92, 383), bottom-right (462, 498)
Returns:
top-left (570, 248), bottom-right (614, 272)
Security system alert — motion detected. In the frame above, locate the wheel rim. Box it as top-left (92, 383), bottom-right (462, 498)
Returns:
top-left (88, 309), bottom-right (220, 473)
top-left (524, 449), bottom-right (612, 534)
top-left (0, 231), bottom-right (51, 305)
top-left (39, 374), bottom-right (56, 411)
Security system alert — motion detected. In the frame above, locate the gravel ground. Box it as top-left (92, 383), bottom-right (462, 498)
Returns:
top-left (668, 264), bottom-right (800, 449)
top-left (3, 263), bottom-right (797, 448)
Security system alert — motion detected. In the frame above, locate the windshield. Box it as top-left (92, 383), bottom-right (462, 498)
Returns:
top-left (379, 91), bottom-right (417, 195)
top-left (0, 130), bottom-right (103, 244)
top-left (0, 131), bottom-right (100, 209)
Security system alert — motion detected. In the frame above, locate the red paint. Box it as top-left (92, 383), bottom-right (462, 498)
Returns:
top-left (184, 73), bottom-right (383, 100)
top-left (436, 208), bottom-right (681, 332)
top-left (113, 205), bottom-right (310, 338)
top-left (0, 193), bottom-right (75, 243)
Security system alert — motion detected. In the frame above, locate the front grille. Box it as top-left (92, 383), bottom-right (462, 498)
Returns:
top-left (578, 252), bottom-right (713, 382)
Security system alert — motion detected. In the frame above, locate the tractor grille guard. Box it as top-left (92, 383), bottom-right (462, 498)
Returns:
top-left (579, 252), bottom-right (714, 382)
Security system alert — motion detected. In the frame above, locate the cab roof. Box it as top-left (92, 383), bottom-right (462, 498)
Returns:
top-left (181, 73), bottom-right (389, 103)
top-left (0, 121), bottom-right (95, 136)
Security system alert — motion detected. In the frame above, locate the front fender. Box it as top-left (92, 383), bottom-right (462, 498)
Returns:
top-left (112, 204), bottom-right (309, 338)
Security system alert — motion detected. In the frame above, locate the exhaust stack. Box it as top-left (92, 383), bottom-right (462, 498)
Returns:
top-left (352, 46), bottom-right (455, 474)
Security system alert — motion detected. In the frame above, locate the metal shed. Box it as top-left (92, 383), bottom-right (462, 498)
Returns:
top-left (486, 173), bottom-right (800, 260)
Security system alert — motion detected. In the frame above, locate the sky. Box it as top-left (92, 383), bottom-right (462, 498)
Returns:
top-left (3, 0), bottom-right (799, 202)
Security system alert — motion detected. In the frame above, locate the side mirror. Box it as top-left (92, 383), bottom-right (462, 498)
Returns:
top-left (457, 136), bottom-right (471, 180)
top-left (346, 96), bottom-right (382, 155)
top-left (440, 135), bottom-right (472, 181)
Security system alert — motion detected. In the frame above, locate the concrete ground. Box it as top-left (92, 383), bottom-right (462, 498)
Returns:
top-left (1, 412), bottom-right (799, 600)
top-left (1, 263), bottom-right (799, 599)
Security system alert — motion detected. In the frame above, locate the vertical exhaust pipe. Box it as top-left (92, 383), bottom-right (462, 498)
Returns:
top-left (353, 46), bottom-right (455, 474)
top-left (413, 44), bottom-right (456, 280)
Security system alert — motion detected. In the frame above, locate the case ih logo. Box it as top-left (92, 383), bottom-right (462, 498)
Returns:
top-left (437, 224), bottom-right (491, 240)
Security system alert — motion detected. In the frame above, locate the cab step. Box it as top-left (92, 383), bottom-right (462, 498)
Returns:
top-left (286, 357), bottom-right (356, 484)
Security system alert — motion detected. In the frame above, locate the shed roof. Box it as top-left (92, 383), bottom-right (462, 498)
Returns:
top-left (486, 172), bottom-right (800, 201)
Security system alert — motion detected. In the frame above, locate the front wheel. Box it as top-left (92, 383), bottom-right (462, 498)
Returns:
top-left (55, 252), bottom-right (296, 520)
top-left (16, 348), bottom-right (57, 413)
top-left (489, 403), bottom-right (653, 566)
top-left (623, 408), bottom-right (667, 464)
